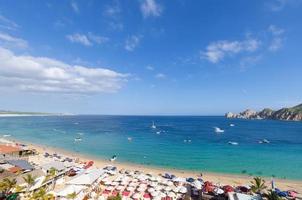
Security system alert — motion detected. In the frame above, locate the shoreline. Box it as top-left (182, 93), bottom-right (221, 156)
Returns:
top-left (9, 137), bottom-right (302, 193)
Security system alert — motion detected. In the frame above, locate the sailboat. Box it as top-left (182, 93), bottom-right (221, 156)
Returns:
top-left (151, 121), bottom-right (156, 129)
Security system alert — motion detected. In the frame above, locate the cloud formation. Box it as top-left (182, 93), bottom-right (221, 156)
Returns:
top-left (66, 33), bottom-right (109, 46)
top-left (71, 1), bottom-right (79, 13)
top-left (202, 39), bottom-right (261, 63)
top-left (125, 35), bottom-right (141, 51)
top-left (140, 0), bottom-right (163, 18)
top-left (155, 73), bottom-right (166, 79)
top-left (0, 15), bottom-right (19, 30)
top-left (0, 32), bottom-right (28, 49)
top-left (0, 47), bottom-right (128, 94)
top-left (268, 25), bottom-right (285, 51)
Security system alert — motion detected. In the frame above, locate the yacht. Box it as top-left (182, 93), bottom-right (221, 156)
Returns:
top-left (228, 141), bottom-right (239, 145)
top-left (214, 127), bottom-right (224, 133)
top-left (151, 121), bottom-right (156, 129)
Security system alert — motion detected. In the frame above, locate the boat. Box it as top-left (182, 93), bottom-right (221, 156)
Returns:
top-left (74, 137), bottom-right (82, 142)
top-left (230, 124), bottom-right (235, 127)
top-left (228, 141), bottom-right (239, 145)
top-left (156, 131), bottom-right (161, 135)
top-left (110, 155), bottom-right (117, 162)
top-left (151, 121), bottom-right (156, 129)
top-left (259, 139), bottom-right (270, 144)
top-left (127, 137), bottom-right (132, 141)
top-left (3, 134), bottom-right (11, 137)
top-left (214, 127), bottom-right (224, 133)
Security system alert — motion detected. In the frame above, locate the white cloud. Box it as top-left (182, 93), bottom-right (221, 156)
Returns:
top-left (66, 33), bottom-right (108, 46)
top-left (202, 38), bottom-right (261, 63)
top-left (155, 73), bottom-right (166, 79)
top-left (268, 25), bottom-right (285, 51)
top-left (125, 35), bottom-right (141, 51)
top-left (146, 65), bottom-right (154, 70)
top-left (0, 47), bottom-right (128, 94)
top-left (71, 1), bottom-right (79, 13)
top-left (267, 0), bottom-right (301, 11)
top-left (87, 33), bottom-right (109, 44)
top-left (140, 0), bottom-right (163, 18)
top-left (0, 15), bottom-right (19, 30)
top-left (66, 33), bottom-right (91, 46)
top-left (0, 32), bottom-right (28, 49)
top-left (103, 1), bottom-right (121, 18)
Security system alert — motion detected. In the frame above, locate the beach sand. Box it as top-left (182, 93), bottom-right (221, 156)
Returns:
top-left (16, 140), bottom-right (302, 194)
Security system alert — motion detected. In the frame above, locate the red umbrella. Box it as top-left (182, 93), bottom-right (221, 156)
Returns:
top-left (223, 185), bottom-right (234, 193)
top-left (203, 181), bottom-right (214, 193)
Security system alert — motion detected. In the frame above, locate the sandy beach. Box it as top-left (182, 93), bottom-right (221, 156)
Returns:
top-left (17, 139), bottom-right (302, 194)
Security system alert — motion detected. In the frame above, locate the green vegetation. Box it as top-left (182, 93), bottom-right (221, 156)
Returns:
top-left (30, 187), bottom-right (54, 200)
top-left (23, 174), bottom-right (36, 192)
top-left (107, 194), bottom-right (122, 200)
top-left (250, 177), bottom-right (267, 194)
top-left (264, 190), bottom-right (282, 200)
top-left (67, 192), bottom-right (77, 199)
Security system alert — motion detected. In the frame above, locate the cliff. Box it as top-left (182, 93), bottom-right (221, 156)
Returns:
top-left (225, 103), bottom-right (302, 121)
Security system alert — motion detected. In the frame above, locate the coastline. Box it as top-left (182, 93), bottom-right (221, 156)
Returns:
top-left (10, 137), bottom-right (302, 193)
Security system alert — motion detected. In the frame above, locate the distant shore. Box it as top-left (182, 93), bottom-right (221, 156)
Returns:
top-left (8, 137), bottom-right (302, 194)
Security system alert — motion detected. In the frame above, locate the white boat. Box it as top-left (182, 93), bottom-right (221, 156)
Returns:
top-left (228, 141), bottom-right (239, 145)
top-left (214, 127), bottom-right (224, 133)
top-left (230, 124), bottom-right (235, 127)
top-left (110, 155), bottom-right (117, 162)
top-left (151, 121), bottom-right (156, 129)
top-left (156, 131), bottom-right (161, 135)
top-left (127, 137), bottom-right (132, 141)
top-left (3, 134), bottom-right (11, 137)
top-left (74, 137), bottom-right (82, 142)
top-left (259, 139), bottom-right (270, 144)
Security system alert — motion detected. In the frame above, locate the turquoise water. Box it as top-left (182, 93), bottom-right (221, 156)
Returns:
top-left (0, 116), bottom-right (301, 180)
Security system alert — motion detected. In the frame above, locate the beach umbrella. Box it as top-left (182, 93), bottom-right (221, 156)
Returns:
top-left (116, 185), bottom-right (124, 191)
top-left (173, 187), bottom-right (179, 193)
top-left (168, 192), bottom-right (176, 198)
top-left (155, 185), bottom-right (162, 191)
top-left (111, 181), bottom-right (118, 186)
top-left (165, 186), bottom-right (172, 191)
top-left (173, 177), bottom-right (186, 183)
top-left (151, 191), bottom-right (159, 197)
top-left (161, 179), bottom-right (168, 185)
top-left (156, 176), bottom-right (162, 182)
top-left (179, 186), bottom-right (187, 194)
top-left (159, 192), bottom-right (166, 198)
top-left (106, 186), bottom-right (114, 191)
top-left (193, 181), bottom-right (202, 189)
top-left (148, 188), bottom-right (155, 193)
top-left (132, 193), bottom-right (140, 199)
top-left (167, 181), bottom-right (173, 186)
top-left (127, 186), bottom-right (135, 191)
top-left (104, 180), bottom-right (111, 185)
top-left (143, 193), bottom-right (151, 199)
top-left (223, 185), bottom-right (234, 193)
top-left (149, 176), bottom-right (156, 181)
top-left (129, 182), bottom-right (137, 187)
top-left (213, 187), bottom-right (224, 195)
top-left (137, 187), bottom-right (146, 192)
top-left (150, 182), bottom-right (157, 187)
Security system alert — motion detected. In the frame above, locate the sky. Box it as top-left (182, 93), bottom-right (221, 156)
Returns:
top-left (0, 0), bottom-right (301, 115)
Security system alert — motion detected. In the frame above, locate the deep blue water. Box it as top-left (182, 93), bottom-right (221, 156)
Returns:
top-left (0, 115), bottom-right (301, 180)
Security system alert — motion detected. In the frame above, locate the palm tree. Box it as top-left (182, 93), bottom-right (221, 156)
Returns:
top-left (67, 192), bottom-right (77, 199)
top-left (30, 187), bottom-right (54, 200)
top-left (23, 174), bottom-right (36, 192)
top-left (1, 178), bottom-right (17, 194)
top-left (48, 167), bottom-right (57, 177)
top-left (250, 177), bottom-right (267, 194)
top-left (264, 190), bottom-right (282, 200)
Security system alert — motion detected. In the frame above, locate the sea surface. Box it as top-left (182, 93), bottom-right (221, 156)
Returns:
top-left (0, 115), bottom-right (301, 180)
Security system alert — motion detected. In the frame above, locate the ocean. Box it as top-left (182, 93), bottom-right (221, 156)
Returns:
top-left (0, 115), bottom-right (301, 180)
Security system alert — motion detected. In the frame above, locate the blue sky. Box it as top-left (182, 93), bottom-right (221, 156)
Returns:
top-left (0, 0), bottom-right (301, 115)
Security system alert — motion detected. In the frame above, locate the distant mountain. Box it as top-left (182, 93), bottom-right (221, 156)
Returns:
top-left (0, 110), bottom-right (62, 116)
top-left (225, 104), bottom-right (302, 121)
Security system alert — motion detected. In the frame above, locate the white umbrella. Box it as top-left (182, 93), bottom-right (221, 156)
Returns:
top-left (106, 186), bottom-right (114, 191)
top-left (148, 188), bottom-right (155, 193)
top-left (167, 181), bottom-right (174, 186)
top-left (150, 182), bottom-right (157, 187)
top-left (159, 192), bottom-right (166, 198)
top-left (111, 181), bottom-right (118, 186)
top-left (173, 177), bottom-right (186, 183)
top-left (165, 186), bottom-right (172, 191)
top-left (156, 176), bottom-right (162, 182)
top-left (137, 187), bottom-right (145, 192)
top-left (116, 185), bottom-right (124, 190)
top-left (155, 185), bottom-right (162, 191)
top-left (193, 181), bottom-right (202, 189)
top-left (120, 181), bottom-right (128, 185)
top-left (149, 176), bottom-right (156, 181)
top-left (151, 191), bottom-right (159, 197)
top-left (214, 188), bottom-right (224, 195)
top-left (173, 187), bottom-right (179, 193)
top-left (127, 186), bottom-right (135, 191)
top-left (132, 193), bottom-right (140, 199)
top-left (104, 180), bottom-right (111, 185)
top-left (129, 182), bottom-right (137, 187)
top-left (179, 186), bottom-right (187, 194)
top-left (161, 179), bottom-right (168, 185)
top-left (168, 192), bottom-right (176, 198)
